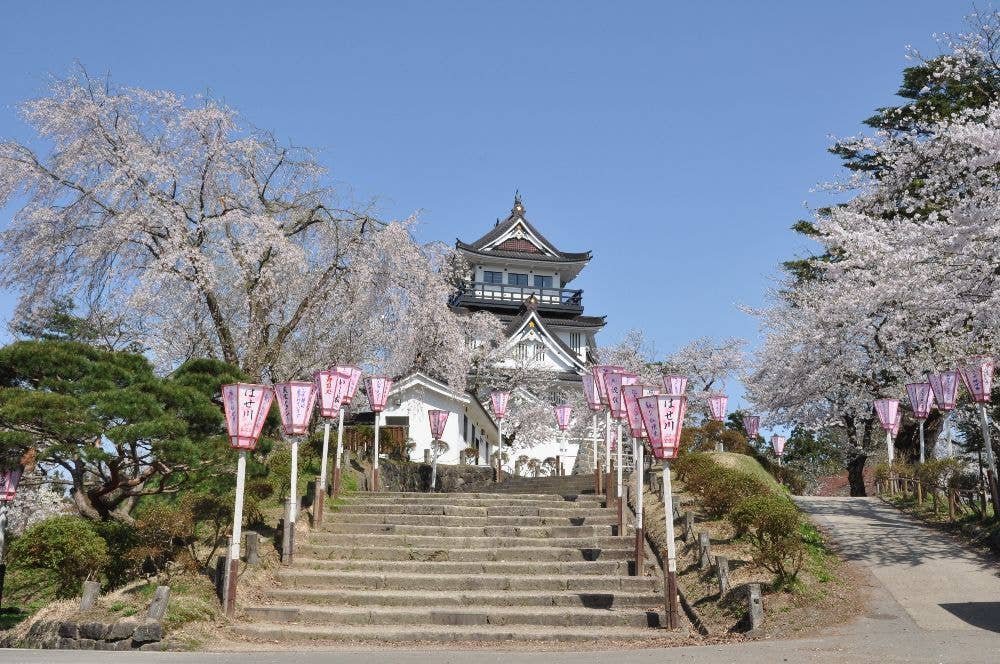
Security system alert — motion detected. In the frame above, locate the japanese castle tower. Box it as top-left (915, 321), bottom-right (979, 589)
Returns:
top-left (451, 194), bottom-right (606, 381)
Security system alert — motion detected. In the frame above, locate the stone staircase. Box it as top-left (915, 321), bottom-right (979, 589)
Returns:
top-left (485, 472), bottom-right (597, 495)
top-left (236, 488), bottom-right (680, 644)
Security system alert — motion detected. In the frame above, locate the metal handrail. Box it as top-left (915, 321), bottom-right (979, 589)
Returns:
top-left (454, 281), bottom-right (583, 306)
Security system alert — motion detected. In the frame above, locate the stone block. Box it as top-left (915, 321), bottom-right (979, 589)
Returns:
top-left (78, 621), bottom-right (107, 640)
top-left (747, 583), bottom-right (764, 631)
top-left (77, 638), bottom-right (98, 650)
top-left (105, 620), bottom-right (137, 641)
top-left (58, 622), bottom-right (79, 639)
top-left (80, 580), bottom-right (101, 610)
top-left (130, 620), bottom-right (163, 645)
top-left (146, 585), bottom-right (170, 620)
top-left (57, 637), bottom-right (79, 649)
top-left (698, 532), bottom-right (711, 570)
top-left (139, 642), bottom-right (166, 651)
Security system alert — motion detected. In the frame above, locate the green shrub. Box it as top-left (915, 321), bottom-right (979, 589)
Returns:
top-left (698, 468), bottom-right (770, 518)
top-left (729, 495), bottom-right (804, 586)
top-left (9, 516), bottom-right (109, 597)
top-left (92, 520), bottom-right (139, 588)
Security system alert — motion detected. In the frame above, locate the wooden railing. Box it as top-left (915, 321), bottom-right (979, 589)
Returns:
top-left (876, 475), bottom-right (994, 522)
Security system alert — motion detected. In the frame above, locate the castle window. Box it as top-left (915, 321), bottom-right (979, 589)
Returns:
top-left (570, 332), bottom-right (582, 351)
top-left (508, 273), bottom-right (528, 286)
top-left (533, 275), bottom-right (553, 289)
top-left (533, 342), bottom-right (546, 361)
top-left (483, 270), bottom-right (503, 284)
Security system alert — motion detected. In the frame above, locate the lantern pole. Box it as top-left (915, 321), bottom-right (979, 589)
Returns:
top-left (223, 449), bottom-right (247, 618)
top-left (317, 420), bottom-right (331, 518)
top-left (661, 458), bottom-right (679, 629)
top-left (604, 410), bottom-right (612, 499)
top-left (373, 411), bottom-right (381, 491)
top-left (592, 412), bottom-right (600, 492)
top-left (289, 436), bottom-right (299, 523)
top-left (334, 406), bottom-right (346, 497)
top-left (918, 419), bottom-right (926, 464)
top-left (431, 436), bottom-right (440, 491)
top-left (634, 436), bottom-right (644, 576)
top-left (0, 501), bottom-right (8, 565)
top-left (977, 403), bottom-right (1000, 510)
top-left (616, 421), bottom-right (624, 535)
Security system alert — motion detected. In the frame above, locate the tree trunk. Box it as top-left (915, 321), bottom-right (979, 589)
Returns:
top-left (847, 454), bottom-right (868, 497)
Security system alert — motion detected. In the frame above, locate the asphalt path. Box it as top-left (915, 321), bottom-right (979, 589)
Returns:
top-left (3, 497), bottom-right (999, 663)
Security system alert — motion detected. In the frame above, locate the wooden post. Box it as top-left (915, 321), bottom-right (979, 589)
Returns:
top-left (147, 586), bottom-right (170, 620)
top-left (313, 481), bottom-right (325, 528)
top-left (0, 563), bottom-right (5, 610)
top-left (684, 511), bottom-right (694, 543)
top-left (948, 489), bottom-right (956, 522)
top-left (698, 532), bottom-right (711, 570)
top-left (214, 555), bottom-right (226, 603)
top-left (594, 460), bottom-right (602, 495)
top-left (661, 459), bottom-right (679, 630)
top-left (423, 449), bottom-right (431, 463)
top-left (747, 583), bottom-right (764, 631)
top-left (917, 481), bottom-right (923, 505)
top-left (80, 579), bottom-right (101, 611)
top-left (716, 556), bottom-right (731, 596)
top-left (245, 532), bottom-right (260, 565)
top-left (224, 535), bottom-right (239, 618)
top-left (282, 498), bottom-right (294, 564)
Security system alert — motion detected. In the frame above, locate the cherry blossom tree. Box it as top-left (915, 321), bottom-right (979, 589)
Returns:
top-left (0, 70), bottom-right (494, 384)
top-left (748, 15), bottom-right (1000, 493)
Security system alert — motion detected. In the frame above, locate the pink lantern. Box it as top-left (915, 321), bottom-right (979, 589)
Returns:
top-left (661, 374), bottom-right (688, 395)
top-left (606, 371), bottom-right (638, 420)
top-left (743, 415), bottom-right (760, 439)
top-left (490, 390), bottom-right (511, 419)
top-left (222, 383), bottom-right (275, 450)
top-left (592, 365), bottom-right (624, 406)
top-left (0, 467), bottom-right (22, 502)
top-left (890, 411), bottom-right (902, 438)
top-left (771, 434), bottom-right (786, 457)
top-left (581, 374), bottom-right (602, 412)
top-left (873, 398), bottom-right (899, 432)
top-left (428, 409), bottom-right (450, 440)
top-left (928, 370), bottom-right (959, 412)
top-left (554, 404), bottom-right (573, 431)
top-left (365, 376), bottom-right (394, 413)
top-left (623, 384), bottom-right (659, 438)
top-left (274, 381), bottom-right (318, 435)
top-left (707, 393), bottom-right (728, 422)
top-left (334, 365), bottom-right (363, 406)
top-left (905, 382), bottom-right (935, 420)
top-left (959, 355), bottom-right (994, 404)
top-left (316, 369), bottom-right (347, 418)
top-left (637, 394), bottom-right (688, 460)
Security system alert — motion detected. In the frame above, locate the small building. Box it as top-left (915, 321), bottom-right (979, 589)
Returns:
top-left (380, 371), bottom-right (501, 466)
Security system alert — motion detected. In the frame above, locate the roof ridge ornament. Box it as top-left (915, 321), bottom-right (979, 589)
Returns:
top-left (512, 189), bottom-right (524, 216)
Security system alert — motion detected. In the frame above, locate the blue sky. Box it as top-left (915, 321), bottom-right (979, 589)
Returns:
top-left (0, 1), bottom-right (971, 404)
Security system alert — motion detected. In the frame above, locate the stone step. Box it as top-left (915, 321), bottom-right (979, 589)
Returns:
top-left (304, 532), bottom-right (632, 549)
top-left (348, 491), bottom-right (602, 503)
top-left (290, 558), bottom-right (656, 576)
top-left (263, 587), bottom-right (665, 609)
top-left (297, 544), bottom-right (638, 562)
top-left (336, 504), bottom-right (613, 517)
top-left (275, 570), bottom-right (660, 592)
top-left (233, 622), bottom-right (681, 644)
top-left (327, 512), bottom-right (618, 527)
top-left (340, 497), bottom-right (603, 509)
top-left (243, 603), bottom-right (664, 628)
top-left (317, 523), bottom-right (615, 538)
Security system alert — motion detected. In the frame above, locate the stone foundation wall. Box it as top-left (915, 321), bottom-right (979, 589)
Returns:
top-left (378, 459), bottom-right (493, 493)
top-left (6, 618), bottom-right (173, 651)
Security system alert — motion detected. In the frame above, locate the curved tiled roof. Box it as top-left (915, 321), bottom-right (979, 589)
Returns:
top-left (457, 196), bottom-right (592, 262)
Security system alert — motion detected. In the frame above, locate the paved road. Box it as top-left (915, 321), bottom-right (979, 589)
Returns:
top-left (3, 497), bottom-right (999, 663)
top-left (796, 496), bottom-right (1000, 633)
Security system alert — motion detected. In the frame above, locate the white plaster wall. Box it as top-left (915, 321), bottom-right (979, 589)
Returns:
top-left (382, 388), bottom-right (498, 467)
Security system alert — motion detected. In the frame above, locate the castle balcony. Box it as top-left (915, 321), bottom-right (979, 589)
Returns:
top-left (450, 281), bottom-right (584, 315)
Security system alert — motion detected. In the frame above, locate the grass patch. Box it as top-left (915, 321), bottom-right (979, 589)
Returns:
top-left (708, 452), bottom-right (786, 495)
